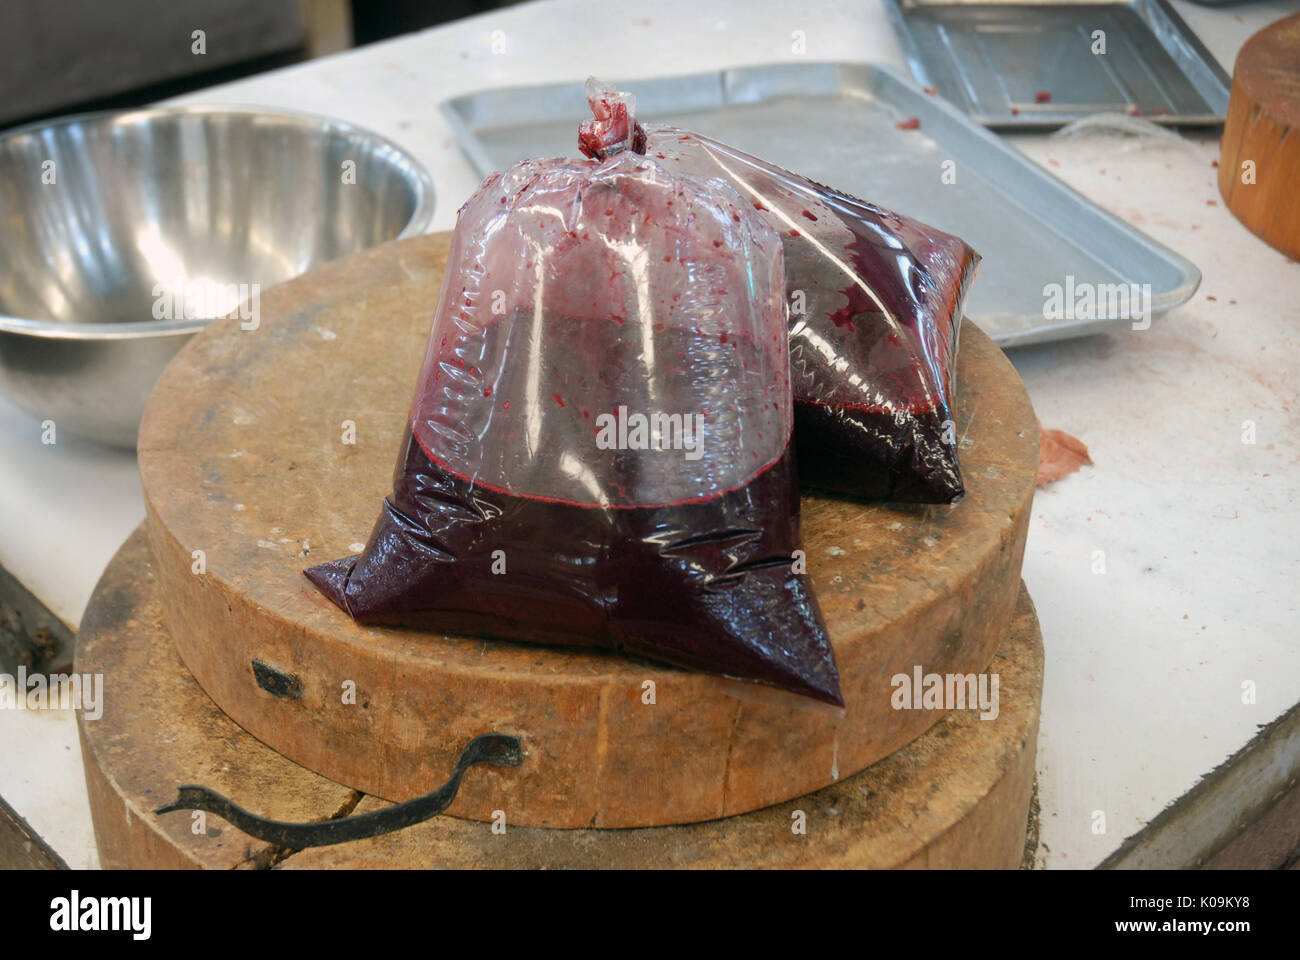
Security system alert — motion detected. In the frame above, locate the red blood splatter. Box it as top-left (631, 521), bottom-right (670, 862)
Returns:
top-left (1207, 295), bottom-right (1217, 301)
top-left (1011, 107), bottom-right (1020, 116)
top-left (483, 386), bottom-right (493, 397)
top-left (897, 116), bottom-right (920, 130)
top-left (789, 229), bottom-right (800, 237)
top-left (1206, 199), bottom-right (1218, 206)
top-left (502, 400), bottom-right (510, 410)
top-left (924, 86), bottom-right (938, 95)
top-left (753, 201), bottom-right (767, 211)
top-left (552, 393), bottom-right (566, 408)
top-left (801, 209), bottom-right (818, 221)
top-left (1211, 160), bottom-right (1219, 168)
top-left (1035, 90), bottom-right (1052, 103)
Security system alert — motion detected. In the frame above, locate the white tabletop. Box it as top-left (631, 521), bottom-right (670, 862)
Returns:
top-left (2, 0), bottom-right (1297, 869)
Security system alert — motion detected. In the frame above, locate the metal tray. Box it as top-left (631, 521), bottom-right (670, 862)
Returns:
top-left (883, 0), bottom-right (1231, 127)
top-left (441, 62), bottom-right (1200, 347)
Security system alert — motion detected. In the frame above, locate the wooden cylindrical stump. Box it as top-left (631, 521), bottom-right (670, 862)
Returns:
top-left (1219, 12), bottom-right (1300, 259)
top-left (77, 526), bottom-right (1043, 869)
top-left (135, 233), bottom-right (1039, 829)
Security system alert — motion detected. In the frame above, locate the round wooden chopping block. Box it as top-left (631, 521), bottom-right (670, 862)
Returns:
top-left (137, 233), bottom-right (1038, 829)
top-left (77, 526), bottom-right (1043, 869)
top-left (1219, 12), bottom-right (1300, 259)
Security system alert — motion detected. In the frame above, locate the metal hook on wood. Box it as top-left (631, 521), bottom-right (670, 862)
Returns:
top-left (154, 733), bottom-right (521, 848)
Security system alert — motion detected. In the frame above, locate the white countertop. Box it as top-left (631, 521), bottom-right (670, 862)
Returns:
top-left (2, 0), bottom-right (1297, 870)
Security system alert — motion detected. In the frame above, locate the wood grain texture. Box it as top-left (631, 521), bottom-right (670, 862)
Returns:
top-left (78, 526), bottom-right (1043, 869)
top-left (136, 233), bottom-right (1039, 828)
top-left (0, 794), bottom-right (68, 870)
top-left (1219, 12), bottom-right (1300, 259)
top-left (74, 530), bottom-right (360, 870)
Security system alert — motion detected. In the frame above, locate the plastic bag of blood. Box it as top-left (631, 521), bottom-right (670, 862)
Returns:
top-left (578, 79), bottom-right (980, 502)
top-left (305, 141), bottom-right (843, 706)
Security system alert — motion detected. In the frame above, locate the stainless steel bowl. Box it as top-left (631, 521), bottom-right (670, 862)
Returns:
top-left (0, 105), bottom-right (435, 448)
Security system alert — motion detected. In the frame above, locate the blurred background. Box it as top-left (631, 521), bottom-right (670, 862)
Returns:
top-left (0, 0), bottom-right (526, 132)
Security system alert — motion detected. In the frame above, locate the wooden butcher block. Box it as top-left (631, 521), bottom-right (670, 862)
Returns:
top-left (136, 232), bottom-right (1039, 829)
top-left (1219, 12), bottom-right (1300, 259)
top-left (76, 527), bottom-right (1043, 869)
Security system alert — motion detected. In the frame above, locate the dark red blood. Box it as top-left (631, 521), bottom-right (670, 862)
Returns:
top-left (794, 399), bottom-right (962, 503)
top-left (897, 116), bottom-right (921, 130)
top-left (305, 436), bottom-right (843, 706)
top-left (780, 184), bottom-right (971, 502)
top-left (1035, 90), bottom-right (1052, 103)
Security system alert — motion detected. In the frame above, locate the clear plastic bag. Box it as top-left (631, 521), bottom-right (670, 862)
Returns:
top-left (578, 80), bottom-right (980, 502)
top-left (306, 138), bottom-right (843, 705)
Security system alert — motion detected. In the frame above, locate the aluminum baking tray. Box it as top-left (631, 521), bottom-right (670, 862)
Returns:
top-left (441, 62), bottom-right (1200, 347)
top-left (883, 0), bottom-right (1231, 127)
